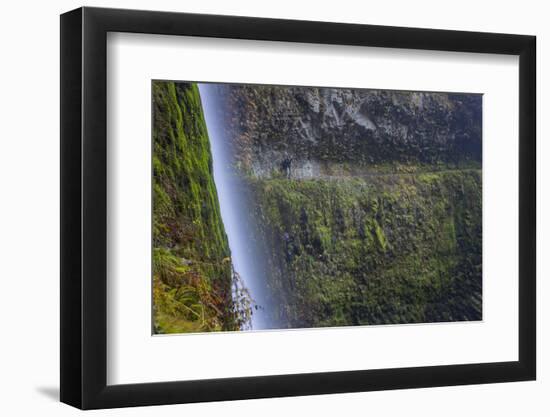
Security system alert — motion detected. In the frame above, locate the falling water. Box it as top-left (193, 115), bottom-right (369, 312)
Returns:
top-left (198, 83), bottom-right (271, 330)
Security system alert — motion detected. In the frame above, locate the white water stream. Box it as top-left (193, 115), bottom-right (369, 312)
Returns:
top-left (198, 84), bottom-right (271, 330)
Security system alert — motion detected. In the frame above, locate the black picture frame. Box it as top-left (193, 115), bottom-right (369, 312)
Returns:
top-left (60, 6), bottom-right (536, 410)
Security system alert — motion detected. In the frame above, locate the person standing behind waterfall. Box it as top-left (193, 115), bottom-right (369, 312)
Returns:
top-left (280, 157), bottom-right (293, 179)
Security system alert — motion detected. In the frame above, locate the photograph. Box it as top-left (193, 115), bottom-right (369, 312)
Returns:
top-left (152, 80), bottom-right (483, 334)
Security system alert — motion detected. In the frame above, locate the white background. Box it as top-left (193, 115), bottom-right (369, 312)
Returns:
top-left (108, 33), bottom-right (518, 384)
top-left (0, 0), bottom-right (546, 415)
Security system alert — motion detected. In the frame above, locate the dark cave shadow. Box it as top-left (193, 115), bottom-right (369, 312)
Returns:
top-left (35, 386), bottom-right (59, 401)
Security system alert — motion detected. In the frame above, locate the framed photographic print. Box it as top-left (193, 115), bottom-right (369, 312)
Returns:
top-left (60, 7), bottom-right (536, 409)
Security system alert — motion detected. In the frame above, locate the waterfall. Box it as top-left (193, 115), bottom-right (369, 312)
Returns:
top-left (198, 83), bottom-right (271, 330)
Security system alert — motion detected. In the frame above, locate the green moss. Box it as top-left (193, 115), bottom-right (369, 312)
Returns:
top-left (250, 170), bottom-right (482, 328)
top-left (373, 220), bottom-right (388, 252)
top-left (152, 81), bottom-right (242, 333)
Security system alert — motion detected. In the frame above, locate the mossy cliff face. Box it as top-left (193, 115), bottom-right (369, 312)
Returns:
top-left (251, 171), bottom-right (482, 327)
top-left (152, 81), bottom-right (242, 333)
top-left (212, 84), bottom-right (482, 328)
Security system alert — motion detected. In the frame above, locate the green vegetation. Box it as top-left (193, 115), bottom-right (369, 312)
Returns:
top-left (152, 81), bottom-right (248, 333)
top-left (250, 170), bottom-right (482, 328)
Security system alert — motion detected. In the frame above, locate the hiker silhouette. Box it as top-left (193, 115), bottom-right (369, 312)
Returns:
top-left (280, 157), bottom-right (293, 179)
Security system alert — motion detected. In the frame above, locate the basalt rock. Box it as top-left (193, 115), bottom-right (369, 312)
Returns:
top-left (213, 84), bottom-right (481, 176)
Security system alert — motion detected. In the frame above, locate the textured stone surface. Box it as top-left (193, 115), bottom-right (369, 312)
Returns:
top-left (214, 84), bottom-right (482, 177)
